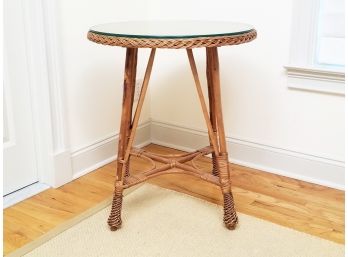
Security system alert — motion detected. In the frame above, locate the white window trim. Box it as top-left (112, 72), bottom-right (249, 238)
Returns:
top-left (285, 66), bottom-right (344, 95)
top-left (285, 0), bottom-right (345, 95)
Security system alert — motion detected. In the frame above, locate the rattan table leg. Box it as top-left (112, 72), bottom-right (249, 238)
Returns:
top-left (206, 47), bottom-right (238, 229)
top-left (124, 49), bottom-right (138, 178)
top-left (108, 48), bottom-right (138, 230)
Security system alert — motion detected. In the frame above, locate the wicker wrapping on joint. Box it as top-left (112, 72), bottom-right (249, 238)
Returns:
top-left (216, 155), bottom-right (231, 193)
top-left (87, 29), bottom-right (257, 49)
top-left (216, 154), bottom-right (238, 229)
top-left (212, 153), bottom-right (219, 176)
top-left (124, 161), bottom-right (130, 177)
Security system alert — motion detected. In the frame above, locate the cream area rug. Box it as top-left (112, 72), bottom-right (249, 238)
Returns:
top-left (15, 184), bottom-right (344, 257)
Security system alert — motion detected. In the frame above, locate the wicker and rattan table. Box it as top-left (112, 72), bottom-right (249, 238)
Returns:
top-left (87, 21), bottom-right (257, 231)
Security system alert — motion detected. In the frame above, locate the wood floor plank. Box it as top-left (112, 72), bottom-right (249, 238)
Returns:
top-left (3, 144), bottom-right (344, 256)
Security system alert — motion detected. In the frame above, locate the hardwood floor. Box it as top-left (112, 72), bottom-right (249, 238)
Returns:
top-left (3, 144), bottom-right (344, 255)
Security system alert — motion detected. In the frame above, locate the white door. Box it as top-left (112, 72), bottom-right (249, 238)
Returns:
top-left (3, 0), bottom-right (39, 195)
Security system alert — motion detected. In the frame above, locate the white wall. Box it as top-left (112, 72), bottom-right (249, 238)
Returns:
top-left (146, 0), bottom-right (344, 188)
top-left (147, 0), bottom-right (344, 162)
top-left (57, 0), bottom-right (152, 153)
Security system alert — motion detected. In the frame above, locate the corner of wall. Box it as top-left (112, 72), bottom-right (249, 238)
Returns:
top-left (70, 120), bottom-right (152, 180)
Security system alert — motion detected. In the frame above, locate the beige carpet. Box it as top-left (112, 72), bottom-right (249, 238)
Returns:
top-left (15, 184), bottom-right (344, 257)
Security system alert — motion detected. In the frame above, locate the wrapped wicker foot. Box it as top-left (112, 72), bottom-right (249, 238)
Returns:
top-left (108, 186), bottom-right (123, 231)
top-left (223, 192), bottom-right (238, 230)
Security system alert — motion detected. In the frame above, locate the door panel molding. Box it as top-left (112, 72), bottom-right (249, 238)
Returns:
top-left (3, 56), bottom-right (16, 148)
top-left (21, 0), bottom-right (72, 187)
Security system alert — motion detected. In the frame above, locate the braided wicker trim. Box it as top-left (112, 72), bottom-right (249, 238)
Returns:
top-left (87, 29), bottom-right (257, 49)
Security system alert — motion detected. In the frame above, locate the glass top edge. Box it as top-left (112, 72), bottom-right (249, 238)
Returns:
top-left (88, 29), bottom-right (255, 39)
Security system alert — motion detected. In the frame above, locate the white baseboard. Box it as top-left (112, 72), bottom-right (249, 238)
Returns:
top-left (151, 120), bottom-right (345, 190)
top-left (5, 118), bottom-right (343, 207)
top-left (71, 121), bottom-right (151, 180)
top-left (52, 150), bottom-right (73, 188)
top-left (55, 118), bottom-right (345, 191)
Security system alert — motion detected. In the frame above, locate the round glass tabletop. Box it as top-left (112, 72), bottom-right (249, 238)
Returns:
top-left (89, 21), bottom-right (254, 39)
